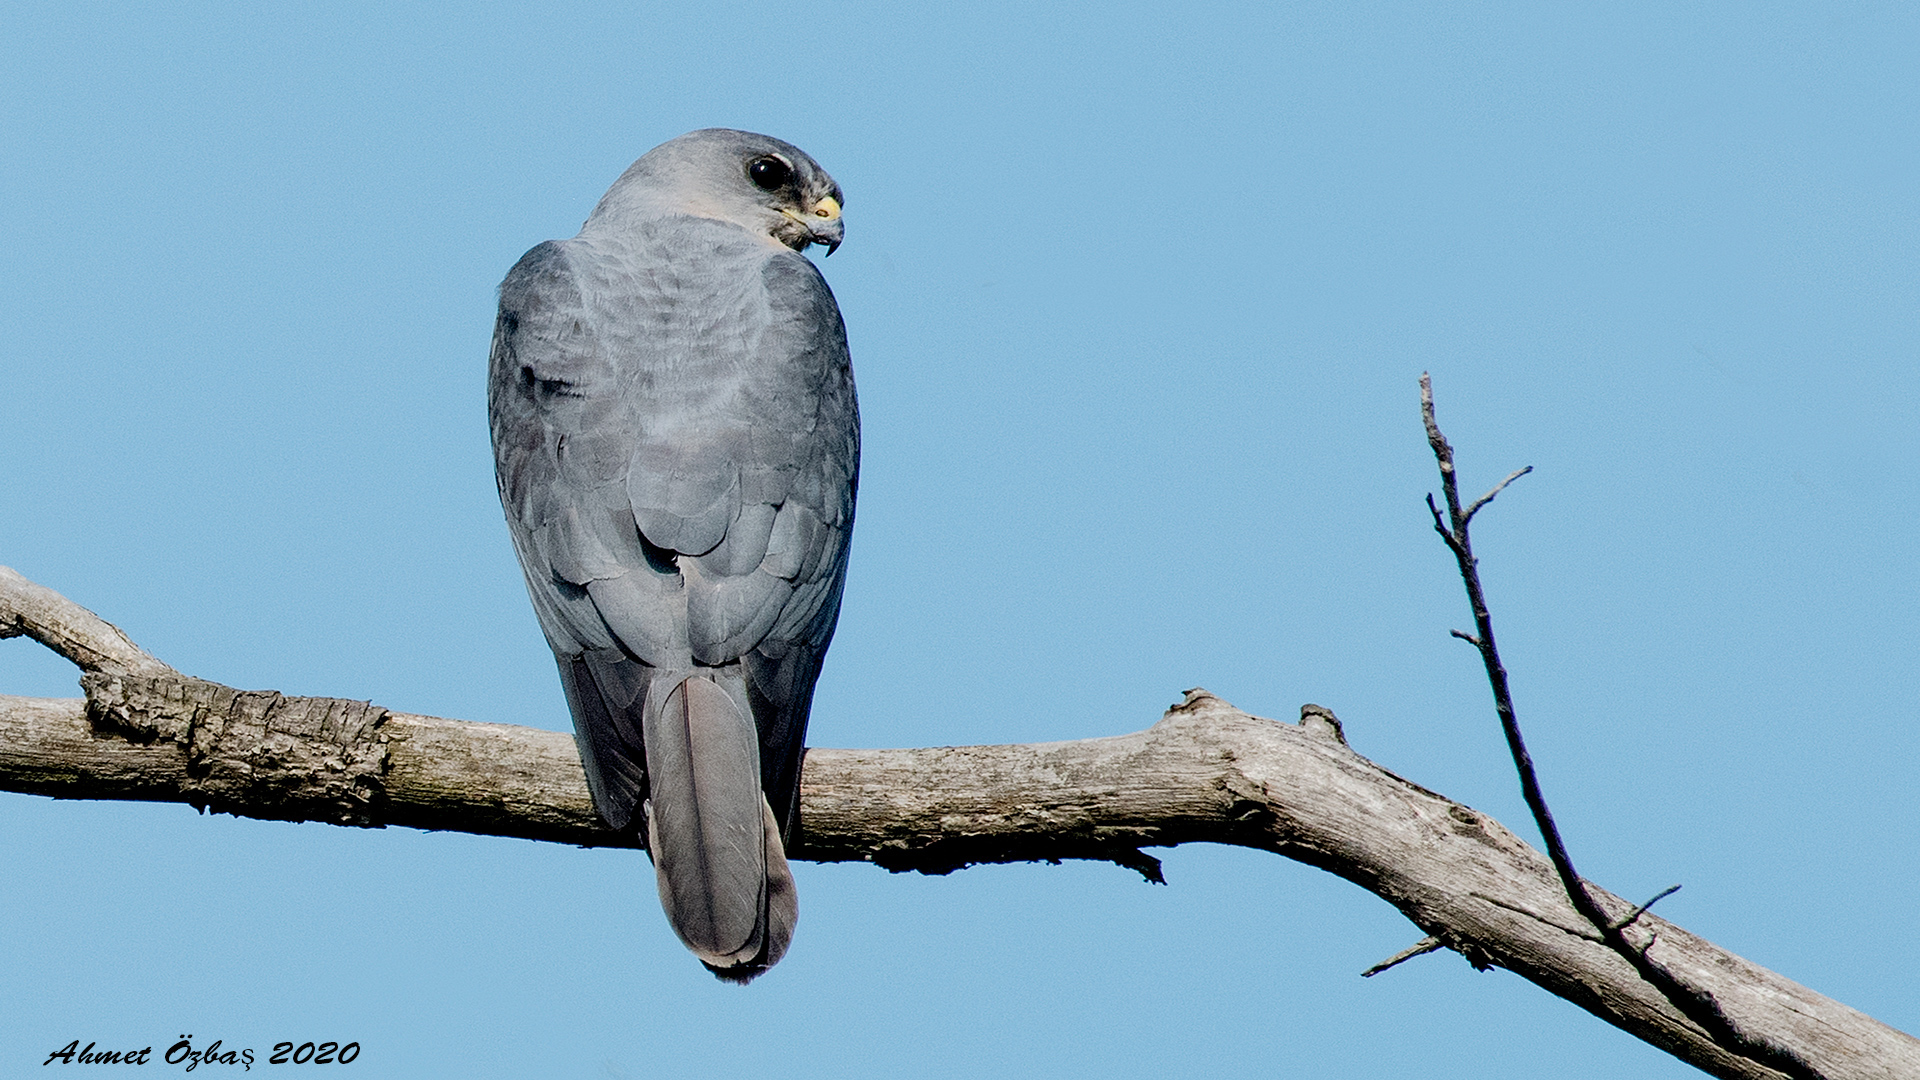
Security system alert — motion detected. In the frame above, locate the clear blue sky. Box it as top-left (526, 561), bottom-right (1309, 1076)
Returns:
top-left (3, 3), bottom-right (1915, 1076)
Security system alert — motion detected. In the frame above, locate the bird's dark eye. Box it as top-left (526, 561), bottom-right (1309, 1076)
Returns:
top-left (748, 156), bottom-right (792, 191)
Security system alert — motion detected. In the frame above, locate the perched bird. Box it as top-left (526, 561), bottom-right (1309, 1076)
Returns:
top-left (488, 129), bottom-right (857, 981)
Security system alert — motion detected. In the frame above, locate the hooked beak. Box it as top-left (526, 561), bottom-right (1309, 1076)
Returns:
top-left (781, 195), bottom-right (843, 255)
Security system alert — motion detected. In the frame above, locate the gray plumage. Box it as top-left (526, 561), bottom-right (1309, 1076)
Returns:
top-left (488, 129), bottom-right (856, 982)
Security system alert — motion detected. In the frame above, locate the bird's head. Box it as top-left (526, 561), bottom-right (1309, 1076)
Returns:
top-left (587, 129), bottom-right (845, 255)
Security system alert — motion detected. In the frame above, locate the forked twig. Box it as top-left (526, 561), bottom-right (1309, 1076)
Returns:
top-left (1419, 373), bottom-right (1818, 1080)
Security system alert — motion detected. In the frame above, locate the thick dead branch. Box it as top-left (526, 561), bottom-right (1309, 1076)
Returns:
top-left (2, 567), bottom-right (1915, 1080)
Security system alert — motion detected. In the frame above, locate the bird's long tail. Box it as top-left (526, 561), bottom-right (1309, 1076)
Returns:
top-left (641, 672), bottom-right (796, 982)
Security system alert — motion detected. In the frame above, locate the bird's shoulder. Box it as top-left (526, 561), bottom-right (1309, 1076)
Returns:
top-left (489, 241), bottom-right (607, 400)
top-left (499, 239), bottom-right (578, 306)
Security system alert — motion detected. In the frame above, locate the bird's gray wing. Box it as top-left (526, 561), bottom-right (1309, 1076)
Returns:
top-left (719, 251), bottom-right (858, 841)
top-left (628, 243), bottom-right (858, 840)
top-left (489, 239), bottom-right (687, 832)
top-left (619, 234), bottom-right (856, 977)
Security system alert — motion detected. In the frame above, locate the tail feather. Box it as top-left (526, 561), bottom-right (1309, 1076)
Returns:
top-left (705, 799), bottom-right (797, 984)
top-left (642, 672), bottom-right (797, 979)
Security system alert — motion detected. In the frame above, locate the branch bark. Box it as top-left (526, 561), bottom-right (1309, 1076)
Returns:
top-left (3, 566), bottom-right (1915, 1079)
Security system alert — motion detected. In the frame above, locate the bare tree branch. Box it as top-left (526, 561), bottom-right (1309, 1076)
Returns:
top-left (3, 567), bottom-right (1916, 1079)
top-left (0, 565), bottom-right (174, 679)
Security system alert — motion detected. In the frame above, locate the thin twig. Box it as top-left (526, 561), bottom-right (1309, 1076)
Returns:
top-left (1419, 373), bottom-right (1818, 1080)
top-left (1614, 885), bottom-right (1683, 932)
top-left (1465, 466), bottom-right (1534, 524)
top-left (1361, 935), bottom-right (1444, 977)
